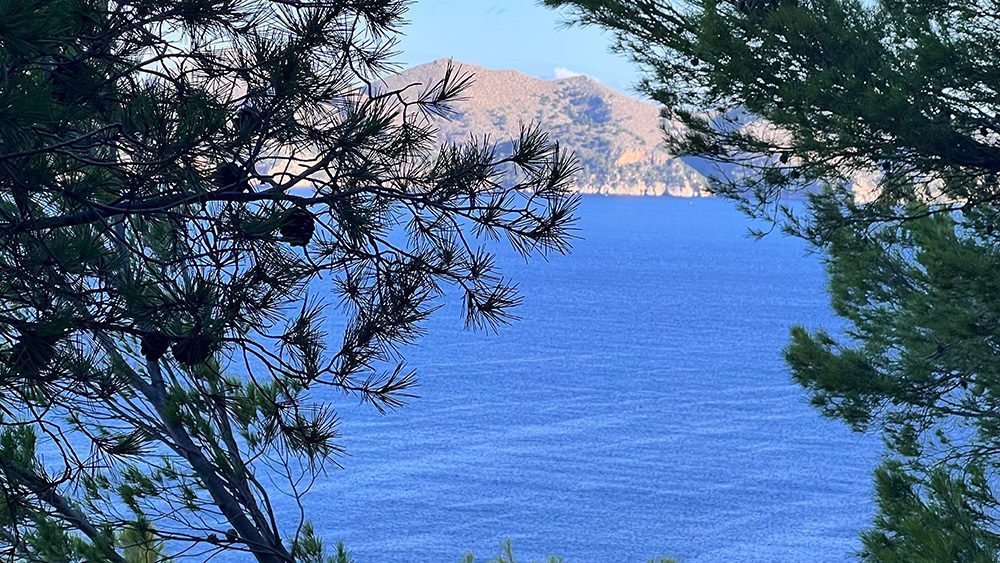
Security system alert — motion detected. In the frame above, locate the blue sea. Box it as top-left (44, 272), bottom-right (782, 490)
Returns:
top-left (286, 196), bottom-right (882, 562)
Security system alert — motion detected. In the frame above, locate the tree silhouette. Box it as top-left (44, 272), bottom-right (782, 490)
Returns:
top-left (0, 1), bottom-right (578, 561)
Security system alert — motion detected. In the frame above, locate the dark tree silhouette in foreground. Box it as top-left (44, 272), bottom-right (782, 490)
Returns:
top-left (547, 0), bottom-right (1000, 559)
top-left (0, 1), bottom-right (578, 561)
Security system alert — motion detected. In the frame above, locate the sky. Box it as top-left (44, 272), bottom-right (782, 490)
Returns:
top-left (395, 0), bottom-right (642, 94)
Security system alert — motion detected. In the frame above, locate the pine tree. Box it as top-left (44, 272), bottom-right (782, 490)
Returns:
top-left (0, 1), bottom-right (578, 561)
top-left (545, 0), bottom-right (1000, 558)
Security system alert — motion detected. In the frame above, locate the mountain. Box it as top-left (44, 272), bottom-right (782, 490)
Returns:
top-left (381, 60), bottom-right (709, 197)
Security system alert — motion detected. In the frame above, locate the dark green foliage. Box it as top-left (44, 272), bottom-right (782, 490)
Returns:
top-left (290, 523), bottom-right (353, 563)
top-left (0, 1), bottom-right (579, 561)
top-left (546, 0), bottom-right (1000, 558)
top-left (120, 519), bottom-right (170, 563)
top-left (460, 538), bottom-right (565, 563)
top-left (458, 539), bottom-right (675, 563)
top-left (861, 461), bottom-right (1000, 563)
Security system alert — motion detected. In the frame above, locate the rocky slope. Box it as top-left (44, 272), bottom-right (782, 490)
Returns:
top-left (381, 59), bottom-right (709, 197)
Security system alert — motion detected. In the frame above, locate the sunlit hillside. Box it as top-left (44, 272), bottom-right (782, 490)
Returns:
top-left (382, 59), bottom-right (710, 197)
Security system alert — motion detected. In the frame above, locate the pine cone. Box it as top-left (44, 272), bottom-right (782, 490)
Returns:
top-left (140, 331), bottom-right (171, 362)
top-left (212, 162), bottom-right (250, 192)
top-left (235, 106), bottom-right (262, 138)
top-left (171, 335), bottom-right (213, 366)
top-left (279, 208), bottom-right (315, 247)
top-left (10, 335), bottom-right (56, 375)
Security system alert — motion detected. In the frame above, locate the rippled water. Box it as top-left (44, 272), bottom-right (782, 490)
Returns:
top-left (292, 197), bottom-right (880, 562)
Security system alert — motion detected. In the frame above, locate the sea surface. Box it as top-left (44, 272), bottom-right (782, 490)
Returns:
top-left (297, 196), bottom-right (882, 562)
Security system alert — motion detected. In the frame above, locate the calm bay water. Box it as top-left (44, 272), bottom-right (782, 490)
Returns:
top-left (297, 196), bottom-right (881, 562)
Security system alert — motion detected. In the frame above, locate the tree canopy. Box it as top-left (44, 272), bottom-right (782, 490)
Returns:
top-left (0, 1), bottom-right (578, 561)
top-left (545, 0), bottom-right (1000, 559)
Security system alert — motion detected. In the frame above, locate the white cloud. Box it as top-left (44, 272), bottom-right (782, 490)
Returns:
top-left (553, 67), bottom-right (584, 80)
